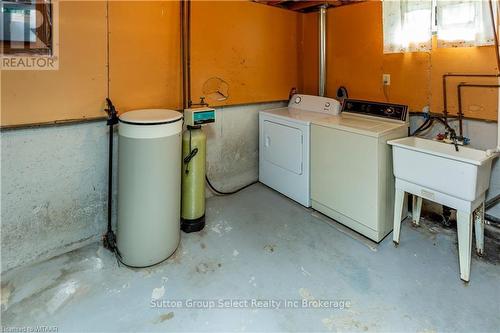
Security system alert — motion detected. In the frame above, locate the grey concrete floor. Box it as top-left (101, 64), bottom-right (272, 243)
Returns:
top-left (1, 183), bottom-right (500, 332)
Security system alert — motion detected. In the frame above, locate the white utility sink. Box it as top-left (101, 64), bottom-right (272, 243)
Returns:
top-left (389, 136), bottom-right (495, 202)
top-left (388, 136), bottom-right (497, 282)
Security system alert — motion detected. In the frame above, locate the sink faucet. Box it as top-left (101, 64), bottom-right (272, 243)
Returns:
top-left (449, 129), bottom-right (459, 152)
top-left (428, 115), bottom-right (460, 151)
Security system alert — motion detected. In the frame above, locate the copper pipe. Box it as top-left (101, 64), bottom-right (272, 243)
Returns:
top-left (181, 0), bottom-right (191, 109)
top-left (180, 1), bottom-right (185, 108)
top-left (457, 83), bottom-right (500, 137)
top-left (186, 0), bottom-right (191, 107)
top-left (442, 74), bottom-right (499, 117)
top-left (441, 1), bottom-right (500, 130)
top-left (442, 74), bottom-right (499, 138)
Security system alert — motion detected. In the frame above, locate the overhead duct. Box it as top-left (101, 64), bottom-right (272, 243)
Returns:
top-left (318, 6), bottom-right (327, 97)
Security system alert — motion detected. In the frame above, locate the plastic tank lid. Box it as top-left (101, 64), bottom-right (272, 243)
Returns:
top-left (119, 109), bottom-right (182, 125)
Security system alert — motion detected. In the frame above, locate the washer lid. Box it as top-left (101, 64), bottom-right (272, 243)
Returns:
top-left (119, 109), bottom-right (183, 125)
top-left (312, 113), bottom-right (407, 138)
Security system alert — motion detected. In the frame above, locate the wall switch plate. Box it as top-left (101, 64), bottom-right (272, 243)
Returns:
top-left (382, 74), bottom-right (391, 86)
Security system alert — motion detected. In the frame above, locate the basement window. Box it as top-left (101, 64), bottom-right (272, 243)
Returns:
top-left (436, 0), bottom-right (496, 48)
top-left (383, 0), bottom-right (497, 53)
top-left (1, 0), bottom-right (53, 56)
top-left (383, 0), bottom-right (433, 53)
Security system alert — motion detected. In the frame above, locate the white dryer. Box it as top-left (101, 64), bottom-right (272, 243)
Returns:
top-left (259, 94), bottom-right (341, 207)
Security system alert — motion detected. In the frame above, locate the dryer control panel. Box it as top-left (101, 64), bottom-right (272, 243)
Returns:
top-left (289, 94), bottom-right (341, 115)
top-left (341, 99), bottom-right (408, 122)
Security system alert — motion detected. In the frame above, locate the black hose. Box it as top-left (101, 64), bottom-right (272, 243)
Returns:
top-left (411, 113), bottom-right (458, 138)
top-left (486, 193), bottom-right (500, 210)
top-left (103, 98), bottom-right (121, 261)
top-left (485, 213), bottom-right (500, 226)
top-left (420, 117), bottom-right (435, 131)
top-left (105, 98), bottom-right (117, 234)
top-left (419, 120), bottom-right (433, 133)
top-left (431, 116), bottom-right (456, 134)
top-left (205, 175), bottom-right (258, 196)
top-left (107, 112), bottom-right (113, 233)
top-left (411, 117), bottom-right (432, 136)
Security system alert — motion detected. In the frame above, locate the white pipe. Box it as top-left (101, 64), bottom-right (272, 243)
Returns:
top-left (494, 1), bottom-right (500, 155)
top-left (318, 6), bottom-right (327, 97)
top-left (497, 26), bottom-right (500, 155)
top-left (487, 2), bottom-right (500, 156)
top-left (486, 83), bottom-right (500, 155)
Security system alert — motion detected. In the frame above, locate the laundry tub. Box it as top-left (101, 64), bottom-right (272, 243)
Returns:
top-left (117, 109), bottom-right (183, 267)
top-left (389, 136), bottom-right (496, 281)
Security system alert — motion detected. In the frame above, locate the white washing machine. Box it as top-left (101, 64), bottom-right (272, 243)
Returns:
top-left (311, 99), bottom-right (409, 242)
top-left (259, 94), bottom-right (341, 207)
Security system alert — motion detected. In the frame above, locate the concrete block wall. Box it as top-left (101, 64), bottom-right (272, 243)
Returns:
top-left (1, 122), bottom-right (110, 272)
top-left (0, 101), bottom-right (285, 273)
top-left (3, 102), bottom-right (498, 272)
top-left (204, 102), bottom-right (286, 192)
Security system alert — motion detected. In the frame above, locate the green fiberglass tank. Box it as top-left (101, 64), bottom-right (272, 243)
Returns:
top-left (181, 126), bottom-right (206, 232)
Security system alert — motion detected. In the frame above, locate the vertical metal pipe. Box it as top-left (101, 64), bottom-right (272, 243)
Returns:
top-left (181, 0), bottom-right (191, 109)
top-left (318, 6), bottom-right (327, 97)
top-left (457, 83), bottom-right (500, 138)
top-left (186, 0), bottom-right (192, 107)
top-left (181, 1), bottom-right (186, 109)
top-left (491, 0), bottom-right (500, 152)
top-left (457, 84), bottom-right (464, 137)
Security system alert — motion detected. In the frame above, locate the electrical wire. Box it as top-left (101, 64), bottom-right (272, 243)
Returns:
top-left (183, 126), bottom-right (257, 195)
top-left (184, 127), bottom-right (198, 174)
top-left (383, 85), bottom-right (389, 102)
top-left (205, 175), bottom-right (258, 196)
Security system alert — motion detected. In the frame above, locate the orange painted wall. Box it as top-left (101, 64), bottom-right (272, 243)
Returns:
top-left (1, 1), bottom-right (108, 126)
top-left (109, 1), bottom-right (182, 113)
top-left (1, 1), bottom-right (182, 126)
top-left (429, 38), bottom-right (498, 120)
top-left (191, 1), bottom-right (299, 106)
top-left (300, 1), bottom-right (499, 121)
top-left (6, 1), bottom-right (494, 125)
top-left (2, 1), bottom-right (300, 126)
top-left (298, 12), bottom-right (319, 95)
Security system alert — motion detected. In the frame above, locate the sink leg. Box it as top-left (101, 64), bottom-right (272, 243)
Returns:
top-left (474, 202), bottom-right (485, 257)
top-left (457, 211), bottom-right (473, 282)
top-left (393, 189), bottom-right (405, 246)
top-left (412, 196), bottom-right (423, 227)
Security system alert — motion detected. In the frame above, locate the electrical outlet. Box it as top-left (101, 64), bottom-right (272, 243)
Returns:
top-left (382, 74), bottom-right (391, 86)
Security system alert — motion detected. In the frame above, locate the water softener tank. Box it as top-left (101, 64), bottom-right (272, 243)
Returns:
top-left (117, 109), bottom-right (183, 267)
top-left (181, 126), bottom-right (206, 232)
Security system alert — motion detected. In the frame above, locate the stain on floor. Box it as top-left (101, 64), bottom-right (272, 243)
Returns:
top-left (154, 311), bottom-right (174, 324)
top-left (1, 184), bottom-right (499, 332)
top-left (263, 244), bottom-right (276, 253)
